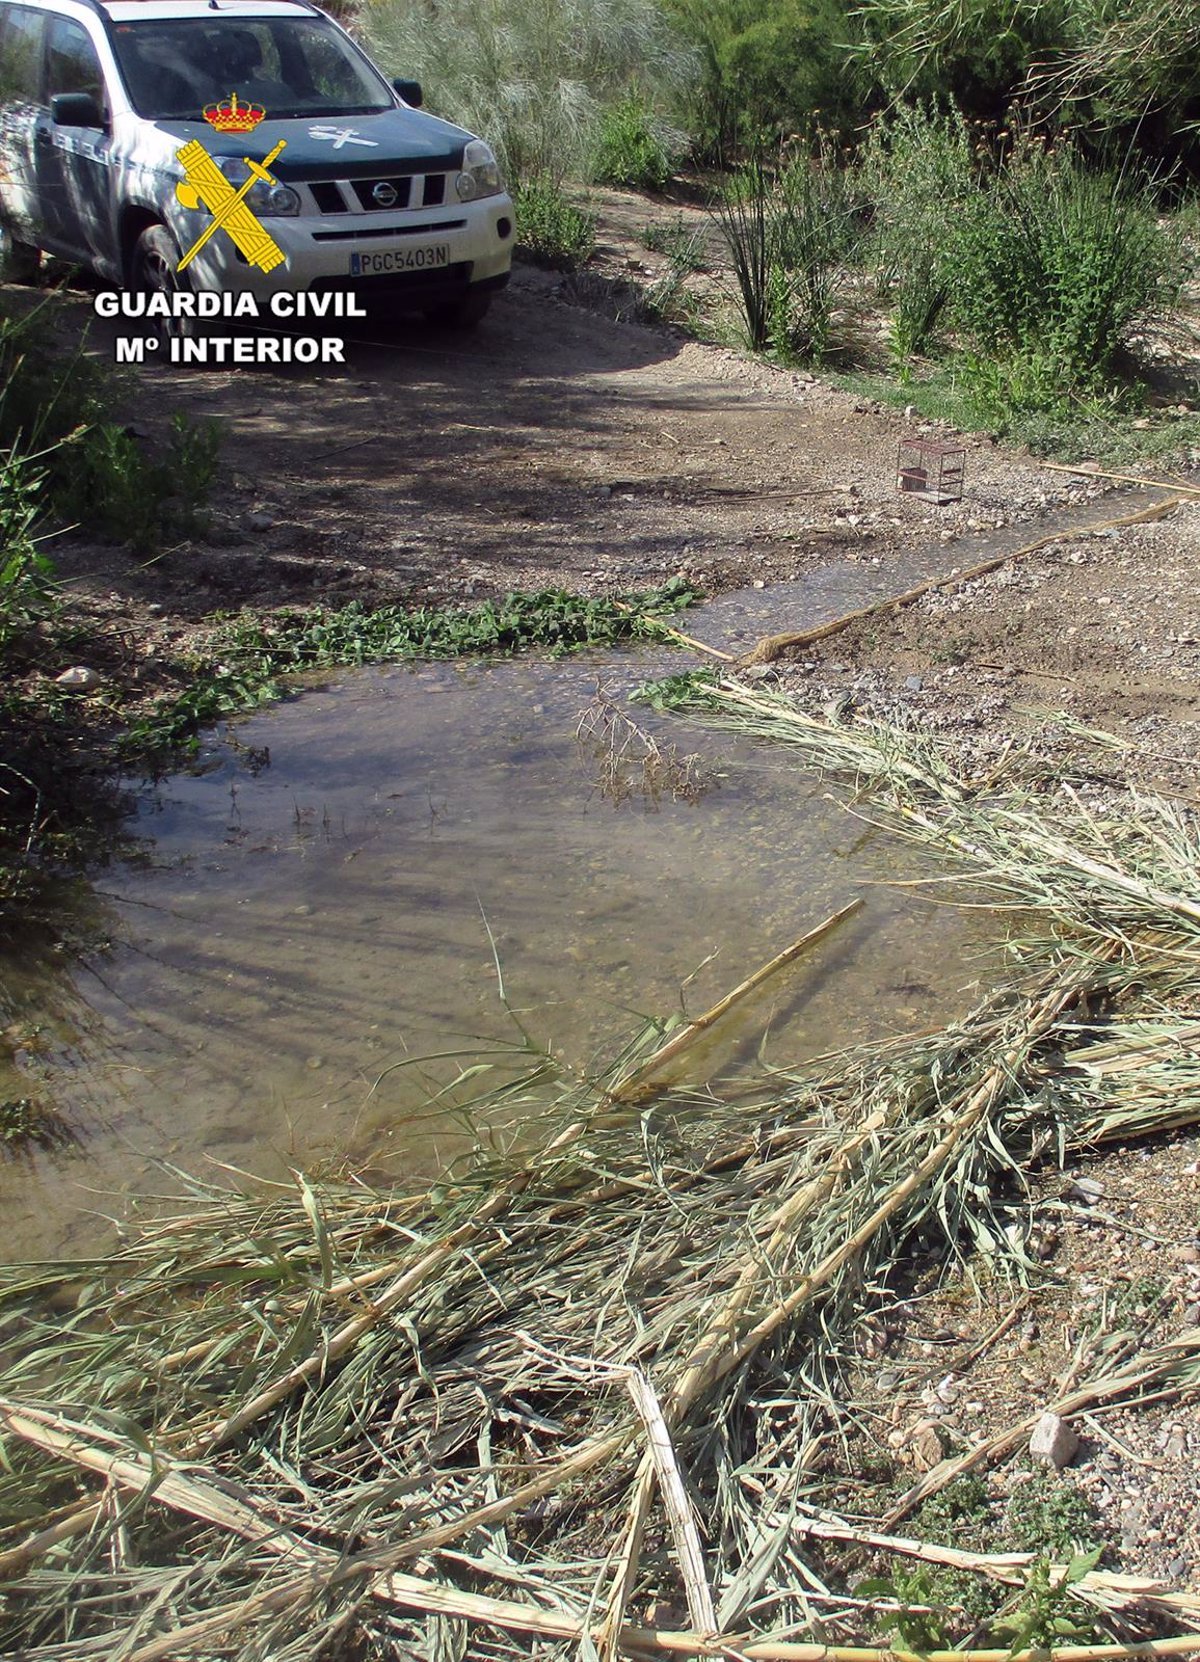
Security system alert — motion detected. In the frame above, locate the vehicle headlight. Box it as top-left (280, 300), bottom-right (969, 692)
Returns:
top-left (214, 156), bottom-right (302, 217)
top-left (456, 139), bottom-right (502, 202)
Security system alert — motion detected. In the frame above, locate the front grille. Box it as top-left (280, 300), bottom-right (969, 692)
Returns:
top-left (311, 218), bottom-right (466, 242)
top-left (309, 181), bottom-right (348, 213)
top-left (348, 173), bottom-right (452, 211)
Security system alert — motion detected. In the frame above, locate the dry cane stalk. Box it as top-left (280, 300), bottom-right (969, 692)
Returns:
top-left (608, 901), bottom-right (863, 1101)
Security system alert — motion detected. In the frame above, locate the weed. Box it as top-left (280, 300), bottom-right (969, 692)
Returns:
top-left (914, 1474), bottom-right (994, 1548)
top-left (593, 97), bottom-right (682, 190)
top-left (992, 1550), bottom-right (1105, 1650)
top-left (858, 104), bottom-right (977, 364)
top-left (855, 1565), bottom-right (957, 1651)
top-left (513, 176), bottom-right (598, 270)
top-left (950, 145), bottom-right (1180, 412)
top-left (641, 216), bottom-right (708, 270)
top-left (631, 667), bottom-right (720, 710)
top-left (0, 449), bottom-right (56, 653)
top-left (1005, 1470), bottom-right (1102, 1557)
top-left (717, 151), bottom-right (865, 363)
top-left (0, 1095), bottom-right (74, 1154)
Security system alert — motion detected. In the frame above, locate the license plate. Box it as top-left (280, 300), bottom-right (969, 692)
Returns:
top-left (349, 244), bottom-right (450, 277)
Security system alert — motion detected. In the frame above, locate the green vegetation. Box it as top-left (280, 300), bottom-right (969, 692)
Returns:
top-left (124, 581), bottom-right (698, 762)
top-left (1, 298), bottom-right (221, 551)
top-left (593, 95), bottom-right (682, 190)
top-left (716, 151), bottom-right (865, 360)
top-left (1006, 1469), bottom-right (1103, 1556)
top-left (365, 0), bottom-right (696, 184)
top-left (669, 0), bottom-right (869, 159)
top-left (512, 176), bottom-right (598, 269)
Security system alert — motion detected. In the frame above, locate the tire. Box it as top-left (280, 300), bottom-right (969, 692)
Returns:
top-left (0, 223), bottom-right (41, 285)
top-left (130, 224), bottom-right (193, 341)
top-left (425, 289), bottom-right (492, 330)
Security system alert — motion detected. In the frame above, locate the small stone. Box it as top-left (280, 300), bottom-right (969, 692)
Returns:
top-left (876, 1368), bottom-right (902, 1391)
top-left (54, 666), bottom-right (103, 691)
top-left (1168, 1556), bottom-right (1189, 1581)
top-left (1182, 1302), bottom-right (1200, 1327)
top-left (904, 674), bottom-right (924, 693)
top-left (910, 1421), bottom-right (949, 1472)
top-left (1174, 1244), bottom-right (1200, 1264)
top-left (247, 511), bottom-right (276, 532)
top-left (1030, 1412), bottom-right (1079, 1469)
top-left (1068, 1177), bottom-right (1106, 1204)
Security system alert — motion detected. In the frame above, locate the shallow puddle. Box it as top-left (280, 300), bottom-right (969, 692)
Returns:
top-left (0, 635), bottom-right (996, 1260)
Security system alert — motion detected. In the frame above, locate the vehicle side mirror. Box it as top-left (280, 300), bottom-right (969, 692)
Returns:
top-left (392, 77), bottom-right (422, 108)
top-left (51, 91), bottom-right (104, 128)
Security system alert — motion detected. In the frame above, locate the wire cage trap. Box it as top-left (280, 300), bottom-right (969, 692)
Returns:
top-left (896, 437), bottom-right (965, 504)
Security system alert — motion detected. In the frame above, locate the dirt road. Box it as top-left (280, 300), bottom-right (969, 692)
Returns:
top-left (57, 260), bottom-right (1098, 621)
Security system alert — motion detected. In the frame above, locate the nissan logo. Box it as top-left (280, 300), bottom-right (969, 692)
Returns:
top-left (371, 181), bottom-right (399, 208)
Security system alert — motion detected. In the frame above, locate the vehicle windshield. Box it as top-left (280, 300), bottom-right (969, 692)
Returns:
top-left (110, 16), bottom-right (394, 121)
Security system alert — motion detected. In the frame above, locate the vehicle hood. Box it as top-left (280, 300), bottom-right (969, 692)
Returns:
top-left (152, 103), bottom-right (474, 180)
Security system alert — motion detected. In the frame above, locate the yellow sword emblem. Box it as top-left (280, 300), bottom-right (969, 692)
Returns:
top-left (175, 137), bottom-right (287, 273)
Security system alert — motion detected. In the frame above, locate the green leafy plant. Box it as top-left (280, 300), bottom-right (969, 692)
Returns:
top-left (593, 96), bottom-right (682, 189)
top-left (855, 1566), bottom-right (957, 1652)
top-left (1005, 1470), bottom-right (1102, 1557)
top-left (513, 176), bottom-right (598, 269)
top-left (992, 1549), bottom-right (1104, 1651)
top-left (125, 581), bottom-right (698, 762)
top-left (858, 103), bottom-right (978, 362)
top-left (949, 143), bottom-right (1179, 411)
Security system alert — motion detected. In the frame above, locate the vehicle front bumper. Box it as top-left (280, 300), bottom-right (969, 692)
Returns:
top-left (174, 193), bottom-right (514, 314)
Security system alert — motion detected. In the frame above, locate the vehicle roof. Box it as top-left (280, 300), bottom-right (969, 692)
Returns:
top-left (102, 0), bottom-right (323, 19)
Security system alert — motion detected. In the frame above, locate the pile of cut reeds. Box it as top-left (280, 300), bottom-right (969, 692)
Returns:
top-left (2, 679), bottom-right (1200, 1662)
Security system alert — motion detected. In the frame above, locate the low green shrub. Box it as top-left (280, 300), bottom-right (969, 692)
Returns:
top-left (949, 144), bottom-right (1179, 410)
top-left (513, 176), bottom-right (598, 269)
top-left (592, 97), bottom-right (681, 190)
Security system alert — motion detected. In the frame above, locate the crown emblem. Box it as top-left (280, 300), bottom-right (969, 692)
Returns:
top-left (203, 92), bottom-right (266, 134)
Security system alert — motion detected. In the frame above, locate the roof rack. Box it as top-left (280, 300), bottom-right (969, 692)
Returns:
top-left (86, 0), bottom-right (323, 13)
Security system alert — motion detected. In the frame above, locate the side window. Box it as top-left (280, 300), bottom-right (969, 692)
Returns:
top-left (45, 15), bottom-right (103, 107)
top-left (0, 4), bottom-right (46, 103)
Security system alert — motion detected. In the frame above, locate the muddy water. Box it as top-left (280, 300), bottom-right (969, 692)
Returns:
top-left (0, 635), bottom-right (995, 1261)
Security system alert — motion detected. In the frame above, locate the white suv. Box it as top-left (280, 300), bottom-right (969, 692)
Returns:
top-left (0, 0), bottom-right (514, 326)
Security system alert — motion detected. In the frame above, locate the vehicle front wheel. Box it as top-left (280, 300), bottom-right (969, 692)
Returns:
top-left (131, 224), bottom-right (193, 340)
top-left (0, 223), bottom-right (41, 284)
top-left (424, 289), bottom-right (492, 330)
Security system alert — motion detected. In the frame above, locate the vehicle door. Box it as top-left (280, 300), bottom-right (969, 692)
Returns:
top-left (34, 11), bottom-right (112, 262)
top-left (0, 2), bottom-right (46, 244)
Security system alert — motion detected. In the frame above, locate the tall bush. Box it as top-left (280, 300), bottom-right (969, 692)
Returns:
top-left (669, 0), bottom-right (869, 160)
top-left (365, 0), bottom-right (697, 183)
